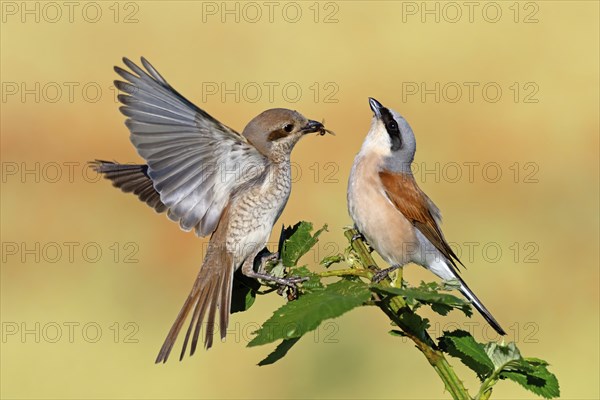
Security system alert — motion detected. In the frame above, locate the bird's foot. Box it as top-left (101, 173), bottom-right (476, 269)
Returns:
top-left (277, 275), bottom-right (310, 287)
top-left (245, 271), bottom-right (309, 288)
top-left (250, 272), bottom-right (309, 300)
top-left (276, 276), bottom-right (310, 300)
top-left (262, 251), bottom-right (279, 263)
top-left (371, 265), bottom-right (402, 283)
top-left (246, 251), bottom-right (308, 300)
top-left (259, 251), bottom-right (280, 274)
top-left (351, 232), bottom-right (364, 242)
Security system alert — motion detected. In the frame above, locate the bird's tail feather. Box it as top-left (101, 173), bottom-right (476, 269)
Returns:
top-left (90, 160), bottom-right (166, 213)
top-left (155, 250), bottom-right (234, 363)
top-left (456, 274), bottom-right (506, 336)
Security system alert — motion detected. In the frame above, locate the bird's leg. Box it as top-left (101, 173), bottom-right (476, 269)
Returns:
top-left (242, 255), bottom-right (308, 289)
top-left (372, 264), bottom-right (402, 283)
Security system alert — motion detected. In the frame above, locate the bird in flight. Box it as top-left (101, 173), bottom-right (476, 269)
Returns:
top-left (92, 57), bottom-right (331, 362)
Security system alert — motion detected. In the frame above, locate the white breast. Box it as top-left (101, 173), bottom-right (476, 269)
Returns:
top-left (347, 153), bottom-right (418, 266)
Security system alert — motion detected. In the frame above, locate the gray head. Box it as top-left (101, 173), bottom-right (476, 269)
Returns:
top-left (242, 108), bottom-right (324, 160)
top-left (360, 98), bottom-right (417, 173)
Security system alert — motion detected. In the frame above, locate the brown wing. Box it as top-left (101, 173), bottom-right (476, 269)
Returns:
top-left (379, 170), bottom-right (464, 271)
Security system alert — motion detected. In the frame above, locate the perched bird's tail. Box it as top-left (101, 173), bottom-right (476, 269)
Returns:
top-left (428, 259), bottom-right (505, 335)
top-left (155, 237), bottom-right (235, 363)
top-left (455, 274), bottom-right (506, 336)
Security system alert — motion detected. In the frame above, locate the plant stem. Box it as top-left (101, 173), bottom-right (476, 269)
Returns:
top-left (317, 268), bottom-right (371, 279)
top-left (392, 266), bottom-right (403, 288)
top-left (344, 228), bottom-right (472, 400)
top-left (476, 380), bottom-right (494, 400)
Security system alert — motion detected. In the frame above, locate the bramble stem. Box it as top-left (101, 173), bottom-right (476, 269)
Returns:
top-left (343, 228), bottom-right (472, 400)
top-left (317, 268), bottom-right (371, 279)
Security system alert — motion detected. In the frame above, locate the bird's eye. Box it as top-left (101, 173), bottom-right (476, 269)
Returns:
top-left (283, 124), bottom-right (294, 133)
top-left (390, 121), bottom-right (398, 131)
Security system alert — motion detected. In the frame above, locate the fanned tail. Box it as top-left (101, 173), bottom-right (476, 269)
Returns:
top-left (90, 160), bottom-right (166, 213)
top-left (155, 250), bottom-right (234, 363)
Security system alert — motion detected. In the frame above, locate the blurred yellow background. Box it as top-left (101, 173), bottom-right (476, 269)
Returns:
top-left (1, 1), bottom-right (598, 399)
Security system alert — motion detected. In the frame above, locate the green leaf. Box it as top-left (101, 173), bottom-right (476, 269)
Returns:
top-left (483, 342), bottom-right (560, 398)
top-left (372, 283), bottom-right (472, 317)
top-left (277, 223), bottom-right (296, 253)
top-left (257, 338), bottom-right (301, 366)
top-left (281, 222), bottom-right (327, 267)
top-left (501, 371), bottom-right (559, 398)
top-left (321, 254), bottom-right (344, 268)
top-left (430, 303), bottom-right (453, 316)
top-left (524, 357), bottom-right (550, 367)
top-left (248, 279), bottom-right (370, 347)
top-left (230, 270), bottom-right (261, 314)
top-left (266, 260), bottom-right (286, 278)
top-left (500, 359), bottom-right (560, 398)
top-left (485, 342), bottom-right (521, 370)
top-left (293, 266), bottom-right (324, 292)
top-left (397, 312), bottom-right (431, 344)
top-left (439, 330), bottom-right (494, 379)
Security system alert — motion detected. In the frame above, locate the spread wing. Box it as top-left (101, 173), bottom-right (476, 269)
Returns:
top-left (114, 57), bottom-right (267, 236)
top-left (378, 170), bottom-right (464, 272)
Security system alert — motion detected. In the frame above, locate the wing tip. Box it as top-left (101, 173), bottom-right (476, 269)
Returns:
top-left (113, 65), bottom-right (127, 77)
top-left (122, 56), bottom-right (135, 70)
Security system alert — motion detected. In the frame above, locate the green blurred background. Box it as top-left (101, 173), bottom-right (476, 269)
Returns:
top-left (1, 1), bottom-right (598, 398)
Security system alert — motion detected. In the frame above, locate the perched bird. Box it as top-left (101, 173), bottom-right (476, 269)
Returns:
top-left (347, 98), bottom-right (505, 335)
top-left (91, 57), bottom-right (330, 363)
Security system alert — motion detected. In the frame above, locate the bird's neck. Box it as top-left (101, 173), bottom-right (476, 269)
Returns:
top-left (266, 157), bottom-right (291, 179)
top-left (387, 159), bottom-right (414, 175)
top-left (262, 156), bottom-right (292, 196)
top-left (268, 142), bottom-right (293, 164)
top-left (357, 151), bottom-right (415, 176)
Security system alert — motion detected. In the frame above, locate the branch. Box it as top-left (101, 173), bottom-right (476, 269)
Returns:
top-left (317, 268), bottom-right (372, 279)
top-left (344, 228), bottom-right (471, 400)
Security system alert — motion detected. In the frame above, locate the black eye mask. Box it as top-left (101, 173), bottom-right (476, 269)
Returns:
top-left (379, 107), bottom-right (402, 151)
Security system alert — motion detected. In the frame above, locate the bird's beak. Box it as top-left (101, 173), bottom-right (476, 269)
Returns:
top-left (368, 97), bottom-right (384, 119)
top-left (301, 119), bottom-right (325, 134)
